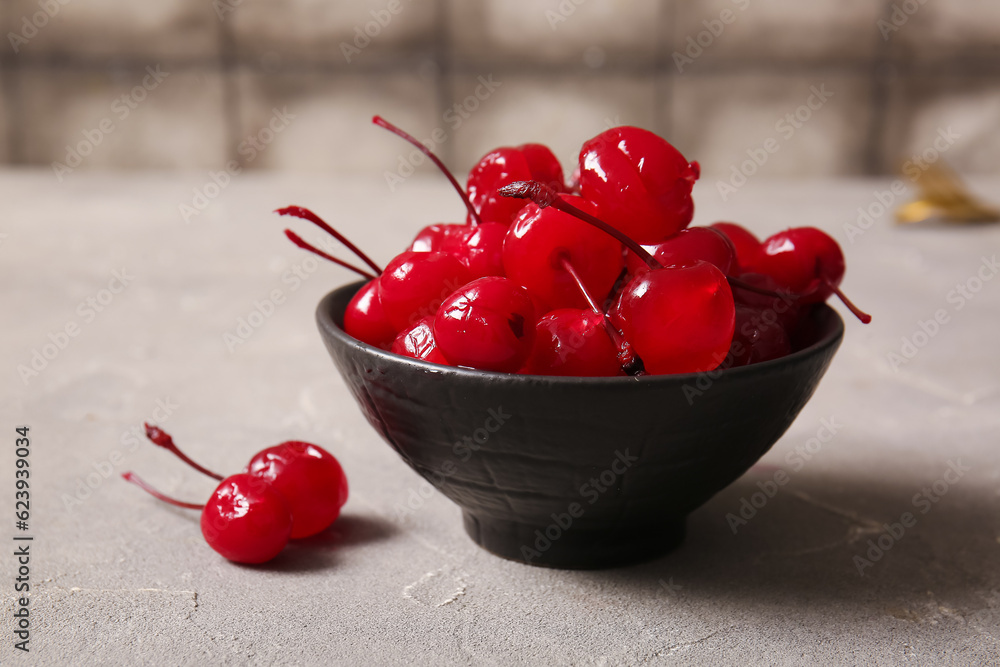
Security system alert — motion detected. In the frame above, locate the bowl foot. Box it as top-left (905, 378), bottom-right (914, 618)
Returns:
top-left (462, 511), bottom-right (686, 570)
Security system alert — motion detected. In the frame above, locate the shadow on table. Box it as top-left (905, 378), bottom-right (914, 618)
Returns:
top-left (585, 466), bottom-right (999, 621)
top-left (252, 513), bottom-right (400, 573)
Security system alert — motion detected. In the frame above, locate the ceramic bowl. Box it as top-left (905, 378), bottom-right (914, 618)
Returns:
top-left (317, 281), bottom-right (843, 569)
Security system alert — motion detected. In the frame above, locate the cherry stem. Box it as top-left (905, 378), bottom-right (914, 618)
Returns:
top-left (498, 180), bottom-right (662, 269)
top-left (121, 471), bottom-right (204, 510)
top-left (372, 115), bottom-right (483, 227)
top-left (284, 230), bottom-right (378, 281)
top-left (498, 180), bottom-right (873, 325)
top-left (144, 423), bottom-right (224, 481)
top-left (559, 256), bottom-right (645, 376)
top-left (276, 206), bottom-right (382, 275)
top-left (829, 281), bottom-right (872, 324)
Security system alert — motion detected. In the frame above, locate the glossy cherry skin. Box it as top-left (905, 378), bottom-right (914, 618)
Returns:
top-left (434, 276), bottom-right (536, 373)
top-left (246, 442), bottom-right (348, 539)
top-left (610, 261), bottom-right (735, 375)
top-left (578, 126), bottom-right (700, 245)
top-left (723, 305), bottom-right (792, 368)
top-left (731, 272), bottom-right (801, 331)
top-left (378, 250), bottom-right (472, 330)
top-left (343, 279), bottom-right (397, 350)
top-left (409, 223), bottom-right (468, 253)
top-left (440, 221), bottom-right (508, 279)
top-left (200, 473), bottom-right (293, 563)
top-left (523, 309), bottom-right (623, 377)
top-left (503, 196), bottom-right (624, 311)
top-left (466, 144), bottom-right (566, 225)
top-left (626, 227), bottom-right (737, 277)
top-left (748, 227), bottom-right (845, 305)
top-left (391, 316), bottom-right (450, 365)
top-left (710, 222), bottom-right (761, 271)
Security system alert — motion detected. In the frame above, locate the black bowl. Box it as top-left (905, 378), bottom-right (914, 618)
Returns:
top-left (317, 282), bottom-right (843, 569)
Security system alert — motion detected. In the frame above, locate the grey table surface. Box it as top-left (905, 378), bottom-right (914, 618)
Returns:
top-left (1, 170), bottom-right (998, 666)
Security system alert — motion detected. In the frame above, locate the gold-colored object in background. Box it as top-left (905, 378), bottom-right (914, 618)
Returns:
top-left (896, 162), bottom-right (1000, 225)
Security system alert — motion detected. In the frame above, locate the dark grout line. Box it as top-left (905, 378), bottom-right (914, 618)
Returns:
top-left (657, 0), bottom-right (675, 140)
top-left (0, 4), bottom-right (24, 164)
top-left (862, 0), bottom-right (895, 176)
top-left (434, 0), bottom-right (455, 168)
top-left (7, 51), bottom-right (1000, 79)
top-left (216, 11), bottom-right (242, 166)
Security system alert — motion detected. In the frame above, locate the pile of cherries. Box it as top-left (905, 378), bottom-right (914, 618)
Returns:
top-left (282, 117), bottom-right (870, 377)
top-left (123, 425), bottom-right (348, 564)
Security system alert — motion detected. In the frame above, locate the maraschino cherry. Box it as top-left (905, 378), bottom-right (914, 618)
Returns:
top-left (578, 126), bottom-right (700, 244)
top-left (391, 316), bottom-right (450, 365)
top-left (466, 143), bottom-right (567, 225)
top-left (710, 222), bottom-right (761, 271)
top-left (124, 425), bottom-right (349, 562)
top-left (434, 276), bottom-right (536, 372)
top-left (499, 180), bottom-right (735, 375)
top-left (749, 227), bottom-right (871, 323)
top-left (503, 195), bottom-right (624, 311)
top-left (122, 471), bottom-right (293, 564)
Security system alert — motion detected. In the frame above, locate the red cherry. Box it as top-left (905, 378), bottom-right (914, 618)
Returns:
top-left (610, 262), bottom-right (735, 374)
top-left (440, 221), bottom-right (508, 278)
top-left (434, 276), bottom-right (536, 372)
top-left (201, 473), bottom-right (293, 563)
top-left (723, 305), bottom-right (792, 368)
top-left (626, 227), bottom-right (737, 276)
top-left (378, 250), bottom-right (472, 330)
top-left (466, 144), bottom-right (566, 225)
top-left (710, 222), bottom-right (761, 270)
top-left (409, 223), bottom-right (468, 253)
top-left (578, 126), bottom-right (700, 244)
top-left (503, 196), bottom-right (624, 311)
top-left (523, 309), bottom-right (623, 377)
top-left (122, 471), bottom-right (292, 564)
top-left (730, 272), bottom-right (801, 331)
top-left (748, 227), bottom-right (870, 324)
top-left (344, 279), bottom-right (398, 349)
top-left (749, 228), bottom-right (842, 302)
top-left (391, 316), bottom-right (451, 365)
top-left (140, 426), bottom-right (350, 542)
top-left (246, 442), bottom-right (348, 539)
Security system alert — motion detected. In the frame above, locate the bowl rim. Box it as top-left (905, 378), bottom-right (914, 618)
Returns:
top-left (317, 280), bottom-right (844, 386)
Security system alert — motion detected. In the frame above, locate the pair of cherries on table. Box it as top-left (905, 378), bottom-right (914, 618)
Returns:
top-left (123, 426), bottom-right (348, 564)
top-left (284, 117), bottom-right (869, 378)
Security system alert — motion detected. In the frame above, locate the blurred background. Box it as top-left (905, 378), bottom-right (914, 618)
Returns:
top-left (0, 0), bottom-right (998, 180)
